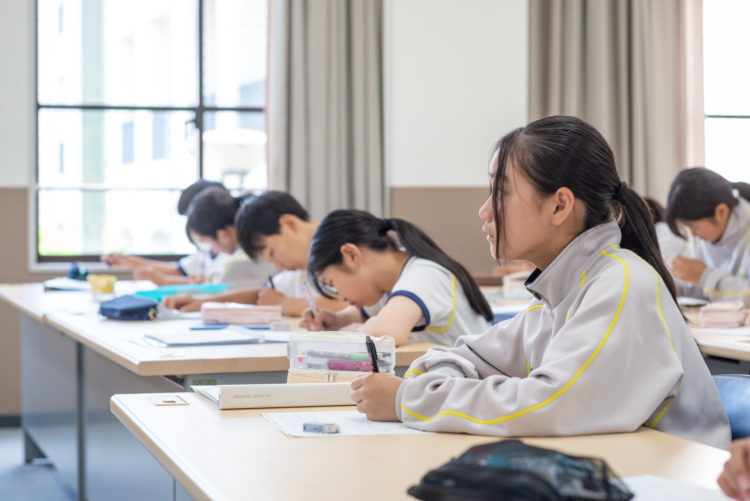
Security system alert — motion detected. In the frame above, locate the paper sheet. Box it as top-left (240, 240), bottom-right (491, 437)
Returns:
top-left (677, 296), bottom-right (709, 307)
top-left (623, 475), bottom-right (730, 500)
top-left (693, 325), bottom-right (750, 336)
top-left (262, 410), bottom-right (431, 437)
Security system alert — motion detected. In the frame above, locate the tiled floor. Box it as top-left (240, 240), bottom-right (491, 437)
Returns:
top-left (0, 428), bottom-right (75, 501)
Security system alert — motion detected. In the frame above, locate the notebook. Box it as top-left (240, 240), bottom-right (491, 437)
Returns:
top-left (192, 382), bottom-right (353, 409)
top-left (143, 329), bottom-right (263, 347)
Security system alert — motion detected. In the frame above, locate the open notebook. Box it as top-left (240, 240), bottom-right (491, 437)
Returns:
top-left (192, 383), bottom-right (352, 409)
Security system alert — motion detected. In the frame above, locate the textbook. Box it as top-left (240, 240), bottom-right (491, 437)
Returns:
top-left (192, 383), bottom-right (353, 409)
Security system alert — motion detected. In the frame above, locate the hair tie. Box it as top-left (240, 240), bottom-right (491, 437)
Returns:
top-left (378, 218), bottom-right (393, 236)
top-left (613, 181), bottom-right (627, 201)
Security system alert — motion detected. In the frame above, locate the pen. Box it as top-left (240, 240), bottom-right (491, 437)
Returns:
top-left (365, 335), bottom-right (379, 373)
top-left (302, 281), bottom-right (318, 316)
top-left (266, 275), bottom-right (276, 289)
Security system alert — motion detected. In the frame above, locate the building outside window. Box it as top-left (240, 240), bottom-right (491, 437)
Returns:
top-left (36, 0), bottom-right (269, 262)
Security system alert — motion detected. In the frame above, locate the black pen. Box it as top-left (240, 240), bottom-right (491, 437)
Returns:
top-left (266, 275), bottom-right (275, 289)
top-left (365, 335), bottom-right (379, 373)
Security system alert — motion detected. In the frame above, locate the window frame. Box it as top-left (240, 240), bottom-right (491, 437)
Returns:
top-left (34, 0), bottom-right (268, 265)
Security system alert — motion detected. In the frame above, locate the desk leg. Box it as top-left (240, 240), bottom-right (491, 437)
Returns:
top-left (20, 314), bottom-right (79, 496)
top-left (84, 346), bottom-right (181, 501)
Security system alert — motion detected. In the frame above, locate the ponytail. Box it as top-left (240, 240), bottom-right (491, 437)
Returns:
top-left (308, 210), bottom-right (494, 322)
top-left (614, 186), bottom-right (679, 302)
top-left (186, 187), bottom-right (245, 239)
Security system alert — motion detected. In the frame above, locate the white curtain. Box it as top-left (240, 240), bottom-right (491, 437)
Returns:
top-left (529, 0), bottom-right (704, 201)
top-left (268, 0), bottom-right (384, 218)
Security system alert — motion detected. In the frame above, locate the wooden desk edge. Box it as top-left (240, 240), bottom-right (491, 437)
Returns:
top-left (110, 395), bottom-right (220, 501)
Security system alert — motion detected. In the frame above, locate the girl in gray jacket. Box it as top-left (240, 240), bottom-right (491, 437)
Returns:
top-left (351, 116), bottom-right (730, 450)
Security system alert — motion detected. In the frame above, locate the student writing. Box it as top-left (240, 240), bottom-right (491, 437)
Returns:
top-left (665, 168), bottom-right (750, 307)
top-left (350, 116), bottom-right (730, 449)
top-left (163, 191), bottom-right (344, 315)
top-left (300, 210), bottom-right (493, 346)
top-left (101, 179), bottom-right (229, 285)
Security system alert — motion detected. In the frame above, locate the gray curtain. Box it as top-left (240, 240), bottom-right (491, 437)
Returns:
top-left (529, 0), bottom-right (704, 201)
top-left (268, 0), bottom-right (384, 218)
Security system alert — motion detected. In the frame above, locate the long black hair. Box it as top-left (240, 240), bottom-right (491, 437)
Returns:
top-left (491, 115), bottom-right (678, 303)
top-left (186, 187), bottom-right (247, 239)
top-left (308, 210), bottom-right (494, 322)
top-left (666, 168), bottom-right (748, 237)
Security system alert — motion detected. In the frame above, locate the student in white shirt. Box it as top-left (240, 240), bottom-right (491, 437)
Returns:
top-left (300, 210), bottom-right (493, 346)
top-left (349, 115), bottom-right (730, 449)
top-left (163, 191), bottom-right (345, 315)
top-left (182, 187), bottom-right (276, 287)
top-left (665, 168), bottom-right (750, 307)
top-left (101, 179), bottom-right (229, 285)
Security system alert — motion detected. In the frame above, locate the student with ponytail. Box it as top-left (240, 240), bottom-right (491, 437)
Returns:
top-left (350, 116), bottom-right (729, 449)
top-left (665, 168), bottom-right (750, 307)
top-left (301, 210), bottom-right (493, 346)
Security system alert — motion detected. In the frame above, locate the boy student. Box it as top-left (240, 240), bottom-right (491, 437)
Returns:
top-left (162, 191), bottom-right (346, 315)
top-left (102, 179), bottom-right (231, 286)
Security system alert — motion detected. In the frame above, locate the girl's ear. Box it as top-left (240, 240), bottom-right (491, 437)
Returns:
top-left (549, 187), bottom-right (576, 227)
top-left (339, 243), bottom-right (362, 270)
top-left (714, 203), bottom-right (730, 224)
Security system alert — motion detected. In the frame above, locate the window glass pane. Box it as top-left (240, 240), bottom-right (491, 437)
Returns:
top-left (38, 0), bottom-right (198, 106)
top-left (703, 0), bottom-right (750, 115)
top-left (38, 189), bottom-right (194, 257)
top-left (38, 108), bottom-right (198, 189)
top-left (705, 118), bottom-right (750, 183)
top-left (202, 111), bottom-right (267, 191)
top-left (203, 0), bottom-right (267, 108)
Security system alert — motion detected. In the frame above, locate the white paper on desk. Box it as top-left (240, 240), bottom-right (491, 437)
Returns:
top-left (624, 475), bottom-right (730, 500)
top-left (677, 296), bottom-right (709, 307)
top-left (143, 330), bottom-right (264, 347)
top-left (693, 325), bottom-right (750, 336)
top-left (262, 410), bottom-right (430, 437)
top-left (43, 277), bottom-right (92, 291)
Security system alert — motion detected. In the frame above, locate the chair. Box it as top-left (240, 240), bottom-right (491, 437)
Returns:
top-left (713, 374), bottom-right (750, 440)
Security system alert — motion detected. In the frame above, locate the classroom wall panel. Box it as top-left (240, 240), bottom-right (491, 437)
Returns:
top-left (390, 186), bottom-right (497, 274)
top-left (0, 0), bottom-right (34, 188)
top-left (383, 0), bottom-right (529, 188)
top-left (0, 188), bottom-right (58, 417)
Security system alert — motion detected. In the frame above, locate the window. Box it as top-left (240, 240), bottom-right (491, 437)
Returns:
top-left (36, 0), bottom-right (269, 262)
top-left (703, 0), bottom-right (750, 183)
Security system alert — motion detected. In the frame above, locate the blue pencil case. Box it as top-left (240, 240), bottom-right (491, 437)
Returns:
top-left (99, 295), bottom-right (159, 321)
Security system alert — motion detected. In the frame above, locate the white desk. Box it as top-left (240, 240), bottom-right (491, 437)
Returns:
top-left (0, 283), bottom-right (438, 501)
top-left (680, 306), bottom-right (750, 375)
top-left (111, 392), bottom-right (730, 501)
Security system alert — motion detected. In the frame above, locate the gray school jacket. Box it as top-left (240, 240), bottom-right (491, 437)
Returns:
top-left (679, 197), bottom-right (750, 307)
top-left (395, 220), bottom-right (730, 450)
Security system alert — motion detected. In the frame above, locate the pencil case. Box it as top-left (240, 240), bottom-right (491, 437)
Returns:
top-left (287, 332), bottom-right (396, 384)
top-left (699, 300), bottom-right (750, 328)
top-left (99, 295), bottom-right (158, 321)
top-left (200, 302), bottom-right (283, 325)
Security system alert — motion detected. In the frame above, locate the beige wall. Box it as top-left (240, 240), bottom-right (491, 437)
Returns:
top-left (390, 187), bottom-right (497, 274)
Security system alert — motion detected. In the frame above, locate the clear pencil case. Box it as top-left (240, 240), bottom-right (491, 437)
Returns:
top-left (287, 332), bottom-right (396, 383)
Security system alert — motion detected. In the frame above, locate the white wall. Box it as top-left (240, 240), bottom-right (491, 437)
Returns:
top-left (0, 0), bottom-right (34, 188)
top-left (384, 0), bottom-right (529, 188)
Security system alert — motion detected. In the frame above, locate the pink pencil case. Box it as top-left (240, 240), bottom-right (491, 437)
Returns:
top-left (200, 302), bottom-right (283, 325)
top-left (698, 301), bottom-right (750, 328)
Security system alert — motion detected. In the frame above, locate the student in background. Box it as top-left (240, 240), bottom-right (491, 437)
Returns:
top-left (643, 197), bottom-right (686, 262)
top-left (719, 438), bottom-right (750, 500)
top-left (181, 187), bottom-right (276, 287)
top-left (665, 168), bottom-right (750, 306)
top-left (163, 191), bottom-right (345, 315)
top-left (300, 210), bottom-right (493, 346)
top-left (101, 179), bottom-right (229, 285)
top-left (350, 116), bottom-right (729, 449)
